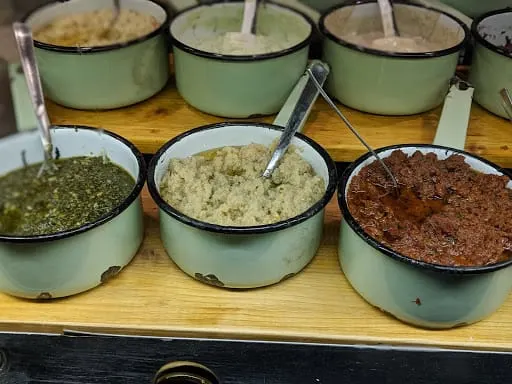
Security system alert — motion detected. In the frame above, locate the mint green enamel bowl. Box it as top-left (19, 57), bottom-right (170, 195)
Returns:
top-left (0, 126), bottom-right (146, 299)
top-left (169, 1), bottom-right (314, 118)
top-left (468, 8), bottom-right (512, 120)
top-left (319, 1), bottom-right (468, 116)
top-left (438, 0), bottom-right (511, 18)
top-left (23, 0), bottom-right (170, 110)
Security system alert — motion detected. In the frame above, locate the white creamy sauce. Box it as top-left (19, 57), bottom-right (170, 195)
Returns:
top-left (341, 31), bottom-right (441, 53)
top-left (191, 33), bottom-right (295, 55)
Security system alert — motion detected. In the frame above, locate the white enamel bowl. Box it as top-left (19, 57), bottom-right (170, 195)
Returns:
top-left (0, 126), bottom-right (145, 299)
top-left (148, 123), bottom-right (337, 289)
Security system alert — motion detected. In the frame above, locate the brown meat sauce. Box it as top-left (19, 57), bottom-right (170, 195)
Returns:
top-left (347, 150), bottom-right (512, 267)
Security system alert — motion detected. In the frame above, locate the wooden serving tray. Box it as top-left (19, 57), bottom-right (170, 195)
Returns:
top-left (46, 80), bottom-right (512, 167)
top-left (0, 188), bottom-right (510, 352)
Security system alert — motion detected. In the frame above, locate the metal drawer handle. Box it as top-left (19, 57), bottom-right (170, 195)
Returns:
top-left (153, 361), bottom-right (219, 384)
top-left (0, 349), bottom-right (7, 374)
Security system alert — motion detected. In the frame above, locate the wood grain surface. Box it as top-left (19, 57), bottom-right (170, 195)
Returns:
top-left (0, 188), bottom-right (510, 351)
top-left (46, 80), bottom-right (512, 167)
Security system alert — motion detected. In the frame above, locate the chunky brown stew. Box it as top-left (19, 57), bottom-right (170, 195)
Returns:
top-left (347, 150), bottom-right (512, 267)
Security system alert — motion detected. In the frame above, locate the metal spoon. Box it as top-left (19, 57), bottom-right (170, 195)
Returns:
top-left (500, 88), bottom-right (512, 122)
top-left (377, 0), bottom-right (400, 38)
top-left (262, 61), bottom-right (329, 179)
top-left (101, 0), bottom-right (121, 38)
top-left (12, 22), bottom-right (56, 176)
top-left (373, 0), bottom-right (419, 51)
top-left (306, 68), bottom-right (399, 193)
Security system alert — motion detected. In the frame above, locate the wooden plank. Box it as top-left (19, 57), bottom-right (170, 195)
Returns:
top-left (0, 188), bottom-right (510, 351)
top-left (0, 333), bottom-right (511, 383)
top-left (46, 81), bottom-right (512, 167)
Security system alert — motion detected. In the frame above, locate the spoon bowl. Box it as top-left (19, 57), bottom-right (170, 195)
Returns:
top-left (100, 0), bottom-right (121, 38)
top-left (223, 0), bottom-right (259, 50)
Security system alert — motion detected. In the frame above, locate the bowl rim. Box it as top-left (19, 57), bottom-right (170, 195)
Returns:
top-left (22, 0), bottom-right (170, 54)
top-left (338, 143), bottom-right (512, 275)
top-left (319, 0), bottom-right (470, 59)
top-left (0, 125), bottom-right (146, 244)
top-left (168, 0), bottom-right (315, 62)
top-left (471, 7), bottom-right (512, 59)
top-left (147, 122), bottom-right (338, 234)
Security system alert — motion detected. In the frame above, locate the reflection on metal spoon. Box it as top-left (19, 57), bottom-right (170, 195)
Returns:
top-left (500, 88), bottom-right (512, 122)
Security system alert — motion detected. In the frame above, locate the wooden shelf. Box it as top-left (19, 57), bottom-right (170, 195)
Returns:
top-left (46, 80), bottom-right (512, 167)
top-left (0, 189), bottom-right (510, 351)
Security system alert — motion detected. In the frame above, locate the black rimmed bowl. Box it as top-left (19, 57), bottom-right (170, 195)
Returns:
top-left (469, 7), bottom-right (512, 119)
top-left (319, 0), bottom-right (469, 115)
top-left (0, 126), bottom-right (146, 299)
top-left (338, 144), bottom-right (512, 329)
top-left (23, 0), bottom-right (170, 110)
top-left (147, 123), bottom-right (337, 289)
top-left (169, 1), bottom-right (314, 118)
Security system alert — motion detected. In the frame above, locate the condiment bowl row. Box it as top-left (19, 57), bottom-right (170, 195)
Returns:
top-left (17, 0), bottom-right (512, 121)
top-left (1, 120), bottom-right (511, 330)
top-left (0, 122), bottom-right (336, 296)
top-left (21, 0), bottom-right (315, 117)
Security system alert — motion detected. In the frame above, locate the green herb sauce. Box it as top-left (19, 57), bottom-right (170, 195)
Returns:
top-left (0, 156), bottom-right (136, 236)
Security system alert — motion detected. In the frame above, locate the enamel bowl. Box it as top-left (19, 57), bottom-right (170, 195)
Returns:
top-left (148, 123), bottom-right (337, 289)
top-left (23, 0), bottom-right (170, 110)
top-left (320, 1), bottom-right (468, 115)
top-left (169, 1), bottom-right (314, 118)
top-left (338, 144), bottom-right (512, 329)
top-left (469, 8), bottom-right (512, 119)
top-left (0, 126), bottom-right (146, 299)
top-left (438, 0), bottom-right (511, 18)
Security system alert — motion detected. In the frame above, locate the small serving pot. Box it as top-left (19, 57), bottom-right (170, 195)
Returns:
top-left (148, 62), bottom-right (337, 288)
top-left (169, 1), bottom-right (314, 118)
top-left (468, 8), bottom-right (512, 119)
top-left (0, 126), bottom-right (146, 299)
top-left (23, 0), bottom-right (170, 110)
top-left (438, 0), bottom-right (511, 18)
top-left (320, 0), bottom-right (468, 115)
top-left (148, 123), bottom-right (336, 288)
top-left (337, 82), bottom-right (512, 329)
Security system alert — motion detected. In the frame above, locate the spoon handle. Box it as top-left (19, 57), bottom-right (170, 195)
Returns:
top-left (113, 0), bottom-right (121, 22)
top-left (262, 61), bottom-right (329, 179)
top-left (500, 88), bottom-right (512, 122)
top-left (433, 77), bottom-right (474, 150)
top-left (307, 68), bottom-right (399, 192)
top-left (241, 0), bottom-right (258, 35)
top-left (377, 0), bottom-right (396, 38)
top-left (12, 22), bottom-right (53, 160)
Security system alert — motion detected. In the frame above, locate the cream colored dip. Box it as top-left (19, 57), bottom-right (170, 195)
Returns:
top-left (159, 143), bottom-right (325, 227)
top-left (34, 9), bottom-right (160, 47)
top-left (341, 31), bottom-right (442, 53)
top-left (191, 33), bottom-right (295, 55)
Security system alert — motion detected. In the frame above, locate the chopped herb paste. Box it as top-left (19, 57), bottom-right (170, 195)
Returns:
top-left (0, 156), bottom-right (135, 236)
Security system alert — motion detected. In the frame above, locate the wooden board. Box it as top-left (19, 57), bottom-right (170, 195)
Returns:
top-left (0, 188), bottom-right (510, 352)
top-left (46, 80), bottom-right (512, 167)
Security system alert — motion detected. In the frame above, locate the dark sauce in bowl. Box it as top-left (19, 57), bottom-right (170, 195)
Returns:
top-left (0, 156), bottom-right (135, 236)
top-left (347, 150), bottom-right (512, 267)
